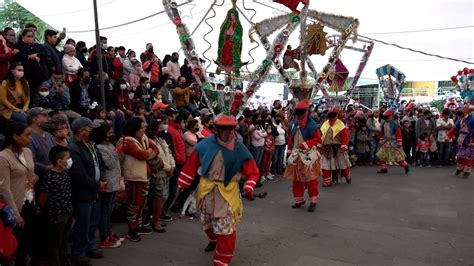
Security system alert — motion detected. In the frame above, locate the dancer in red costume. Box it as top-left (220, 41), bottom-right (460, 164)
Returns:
top-left (177, 115), bottom-right (259, 266)
top-left (446, 107), bottom-right (474, 178)
top-left (285, 100), bottom-right (322, 212)
top-left (376, 109), bottom-right (410, 174)
top-left (319, 108), bottom-right (352, 186)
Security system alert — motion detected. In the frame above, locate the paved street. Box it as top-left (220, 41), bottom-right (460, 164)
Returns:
top-left (95, 166), bottom-right (474, 266)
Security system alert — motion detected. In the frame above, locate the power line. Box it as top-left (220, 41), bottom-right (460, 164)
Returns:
top-left (251, 0), bottom-right (473, 65)
top-left (358, 35), bottom-right (474, 65)
top-left (35, 0), bottom-right (116, 17)
top-left (67, 0), bottom-right (193, 33)
top-left (361, 25), bottom-right (474, 35)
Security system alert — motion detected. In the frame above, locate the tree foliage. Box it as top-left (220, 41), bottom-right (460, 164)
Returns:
top-left (0, 1), bottom-right (55, 43)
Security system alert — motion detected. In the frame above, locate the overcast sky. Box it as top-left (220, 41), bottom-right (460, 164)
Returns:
top-left (14, 0), bottom-right (474, 82)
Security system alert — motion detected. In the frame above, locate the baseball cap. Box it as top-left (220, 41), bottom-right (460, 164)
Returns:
top-left (71, 117), bottom-right (101, 132)
top-left (27, 107), bottom-right (52, 121)
top-left (200, 108), bottom-right (211, 116)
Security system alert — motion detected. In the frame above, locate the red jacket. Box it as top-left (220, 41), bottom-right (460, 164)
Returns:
top-left (112, 57), bottom-right (124, 80)
top-left (168, 121), bottom-right (186, 165)
top-left (0, 37), bottom-right (13, 82)
top-left (142, 60), bottom-right (160, 84)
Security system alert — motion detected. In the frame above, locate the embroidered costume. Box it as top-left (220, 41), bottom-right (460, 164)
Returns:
top-left (319, 108), bottom-right (352, 186)
top-left (285, 100), bottom-right (322, 212)
top-left (447, 107), bottom-right (474, 178)
top-left (376, 109), bottom-right (409, 174)
top-left (178, 115), bottom-right (259, 266)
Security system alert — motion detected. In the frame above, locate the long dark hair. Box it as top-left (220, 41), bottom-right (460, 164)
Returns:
top-left (6, 62), bottom-right (30, 99)
top-left (123, 117), bottom-right (144, 137)
top-left (3, 122), bottom-right (28, 149)
top-left (91, 122), bottom-right (112, 144)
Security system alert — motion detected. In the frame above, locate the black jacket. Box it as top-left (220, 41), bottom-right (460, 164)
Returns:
top-left (68, 140), bottom-right (105, 202)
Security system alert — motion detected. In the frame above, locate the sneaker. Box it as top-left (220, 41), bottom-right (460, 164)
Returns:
top-left (260, 176), bottom-right (267, 182)
top-left (265, 175), bottom-right (275, 181)
top-left (141, 217), bottom-right (151, 227)
top-left (137, 226), bottom-right (153, 235)
top-left (109, 232), bottom-right (125, 244)
top-left (99, 237), bottom-right (121, 248)
top-left (267, 173), bottom-right (275, 178)
top-left (127, 231), bottom-right (141, 242)
top-left (160, 215), bottom-right (173, 222)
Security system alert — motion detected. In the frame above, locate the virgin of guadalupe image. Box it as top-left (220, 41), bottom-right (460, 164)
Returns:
top-left (216, 8), bottom-right (244, 76)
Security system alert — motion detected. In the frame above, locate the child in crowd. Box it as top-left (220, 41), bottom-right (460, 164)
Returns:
top-left (416, 133), bottom-right (431, 167)
top-left (260, 123), bottom-right (276, 181)
top-left (38, 146), bottom-right (74, 266)
top-left (355, 124), bottom-right (371, 165)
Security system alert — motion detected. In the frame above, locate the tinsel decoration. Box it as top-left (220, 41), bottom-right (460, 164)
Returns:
top-left (345, 40), bottom-right (374, 98)
top-left (452, 68), bottom-right (474, 105)
top-left (375, 64), bottom-right (406, 103)
top-left (210, 91), bottom-right (219, 102)
top-left (173, 17), bottom-right (182, 25)
top-left (291, 14), bottom-right (300, 23)
top-left (162, 0), bottom-right (215, 117)
top-left (180, 34), bottom-right (189, 42)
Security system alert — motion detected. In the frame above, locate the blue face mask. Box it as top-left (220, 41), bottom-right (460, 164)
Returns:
top-left (145, 83), bottom-right (151, 90)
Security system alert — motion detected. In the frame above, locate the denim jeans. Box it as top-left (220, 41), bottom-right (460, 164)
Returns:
top-left (99, 192), bottom-right (116, 241)
top-left (437, 141), bottom-right (452, 166)
top-left (250, 145), bottom-right (264, 169)
top-left (270, 144), bottom-right (286, 174)
top-left (11, 111), bottom-right (27, 123)
top-left (420, 152), bottom-right (429, 166)
top-left (72, 200), bottom-right (100, 258)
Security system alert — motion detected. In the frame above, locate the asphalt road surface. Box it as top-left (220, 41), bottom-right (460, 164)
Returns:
top-left (94, 166), bottom-right (474, 266)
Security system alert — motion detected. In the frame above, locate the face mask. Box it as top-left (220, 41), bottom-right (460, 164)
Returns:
top-left (208, 124), bottom-right (215, 130)
top-left (39, 91), bottom-right (50, 97)
top-left (120, 84), bottom-right (127, 90)
top-left (81, 47), bottom-right (88, 53)
top-left (148, 47), bottom-right (154, 53)
top-left (6, 36), bottom-right (15, 43)
top-left (83, 77), bottom-right (91, 84)
top-left (275, 119), bottom-right (282, 124)
top-left (101, 43), bottom-right (108, 50)
top-left (145, 83), bottom-right (150, 89)
top-left (66, 158), bottom-right (73, 170)
top-left (193, 128), bottom-right (199, 133)
top-left (13, 70), bottom-right (24, 79)
top-left (162, 124), bottom-right (168, 132)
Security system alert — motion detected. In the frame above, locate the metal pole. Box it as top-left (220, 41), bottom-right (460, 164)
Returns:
top-left (93, 0), bottom-right (106, 109)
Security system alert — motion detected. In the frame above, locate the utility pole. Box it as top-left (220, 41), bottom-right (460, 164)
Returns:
top-left (93, 0), bottom-right (106, 109)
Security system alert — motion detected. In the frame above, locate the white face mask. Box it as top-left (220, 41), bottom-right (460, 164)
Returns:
top-left (162, 124), bottom-right (168, 132)
top-left (120, 84), bottom-right (127, 90)
top-left (66, 158), bottom-right (73, 170)
top-left (39, 91), bottom-right (50, 97)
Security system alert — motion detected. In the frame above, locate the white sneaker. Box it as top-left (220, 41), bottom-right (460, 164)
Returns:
top-left (266, 175), bottom-right (275, 181)
top-left (260, 176), bottom-right (267, 182)
top-left (267, 173), bottom-right (275, 178)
